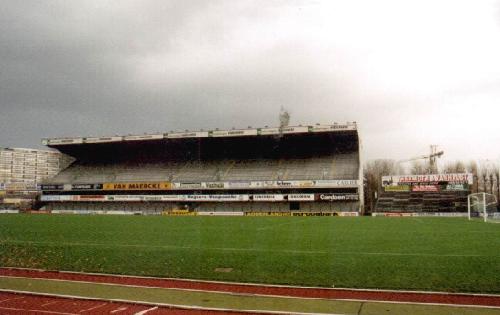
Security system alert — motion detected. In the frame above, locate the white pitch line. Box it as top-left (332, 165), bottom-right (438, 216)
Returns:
top-left (0, 240), bottom-right (494, 257)
top-left (257, 219), bottom-right (308, 231)
top-left (134, 306), bottom-right (158, 314)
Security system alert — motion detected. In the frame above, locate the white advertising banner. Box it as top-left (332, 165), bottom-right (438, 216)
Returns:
top-left (205, 182), bottom-right (227, 189)
top-left (173, 182), bottom-right (205, 189)
top-left (41, 195), bottom-right (61, 201)
top-left (163, 180), bottom-right (360, 190)
top-left (288, 194), bottom-right (315, 201)
top-left (382, 173), bottom-right (473, 186)
top-left (0, 210), bottom-right (20, 214)
top-left (123, 134), bottom-right (163, 141)
top-left (228, 182), bottom-right (252, 189)
top-left (259, 126), bottom-right (309, 136)
top-left (106, 195), bottom-right (142, 201)
top-left (313, 179), bottom-right (359, 188)
top-left (211, 129), bottom-right (258, 137)
top-left (84, 136), bottom-right (122, 144)
top-left (185, 194), bottom-right (250, 202)
top-left (47, 138), bottom-right (84, 145)
top-left (160, 195), bottom-right (183, 201)
top-left (252, 194), bottom-right (285, 202)
top-left (309, 124), bottom-right (357, 132)
top-left (166, 131), bottom-right (209, 139)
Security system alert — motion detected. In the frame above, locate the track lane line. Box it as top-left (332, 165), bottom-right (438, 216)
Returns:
top-left (78, 301), bottom-right (108, 313)
top-left (0, 295), bottom-right (24, 304)
top-left (0, 305), bottom-right (78, 315)
top-left (134, 306), bottom-right (158, 314)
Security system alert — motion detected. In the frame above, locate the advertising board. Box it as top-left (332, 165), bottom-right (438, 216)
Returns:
top-left (382, 173), bottom-right (473, 186)
top-left (412, 185), bottom-right (439, 192)
top-left (84, 136), bottom-right (122, 144)
top-left (445, 184), bottom-right (468, 191)
top-left (174, 182), bottom-right (204, 189)
top-left (5, 183), bottom-right (32, 191)
top-left (77, 195), bottom-right (106, 201)
top-left (39, 184), bottom-right (64, 191)
top-left (288, 194), bottom-right (315, 201)
top-left (317, 193), bottom-right (359, 201)
top-left (123, 134), bottom-right (163, 141)
top-left (185, 195), bottom-right (250, 202)
top-left (205, 182), bottom-right (226, 189)
top-left (47, 138), bottom-right (84, 145)
top-left (71, 184), bottom-right (103, 190)
top-left (384, 185), bottom-right (410, 192)
top-left (106, 195), bottom-right (143, 202)
top-left (211, 129), bottom-right (258, 137)
top-left (228, 182), bottom-right (251, 189)
top-left (166, 131), bottom-right (209, 139)
top-left (103, 182), bottom-right (171, 190)
top-left (197, 211), bottom-right (244, 216)
top-left (259, 126), bottom-right (309, 135)
top-left (245, 212), bottom-right (291, 216)
top-left (313, 179), bottom-right (359, 188)
top-left (252, 194), bottom-right (285, 202)
top-left (309, 124), bottom-right (357, 132)
top-left (292, 212), bottom-right (336, 216)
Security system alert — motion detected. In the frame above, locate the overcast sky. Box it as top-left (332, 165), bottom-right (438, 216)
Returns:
top-left (1, 0), bottom-right (500, 162)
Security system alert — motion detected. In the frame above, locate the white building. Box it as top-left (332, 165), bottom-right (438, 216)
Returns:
top-left (0, 148), bottom-right (72, 189)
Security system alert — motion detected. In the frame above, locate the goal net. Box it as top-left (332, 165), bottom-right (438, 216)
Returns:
top-left (468, 193), bottom-right (499, 223)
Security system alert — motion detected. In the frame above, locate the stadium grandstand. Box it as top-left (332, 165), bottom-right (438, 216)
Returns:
top-left (374, 173), bottom-right (472, 216)
top-left (38, 123), bottom-right (363, 216)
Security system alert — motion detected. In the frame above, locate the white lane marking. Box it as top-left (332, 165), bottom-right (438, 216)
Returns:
top-left (78, 302), bottom-right (107, 313)
top-left (0, 296), bottom-right (24, 304)
top-left (0, 239), bottom-right (493, 257)
top-left (134, 306), bottom-right (158, 314)
top-left (110, 306), bottom-right (128, 313)
top-left (42, 300), bottom-right (60, 307)
top-left (0, 305), bottom-right (78, 315)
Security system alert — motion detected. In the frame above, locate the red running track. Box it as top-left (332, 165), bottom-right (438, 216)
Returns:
top-left (1, 267), bottom-right (500, 308)
top-left (0, 291), bottom-right (245, 315)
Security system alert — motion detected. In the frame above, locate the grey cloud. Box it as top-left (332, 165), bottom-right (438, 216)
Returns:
top-left (1, 0), bottom-right (500, 162)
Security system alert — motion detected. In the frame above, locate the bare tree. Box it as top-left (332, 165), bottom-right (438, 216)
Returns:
top-left (495, 167), bottom-right (500, 202)
top-left (478, 160), bottom-right (497, 194)
top-left (443, 161), bottom-right (466, 173)
top-left (364, 159), bottom-right (401, 213)
top-left (409, 160), bottom-right (431, 175)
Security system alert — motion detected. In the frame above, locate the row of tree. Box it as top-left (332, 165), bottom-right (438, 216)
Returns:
top-left (364, 159), bottom-right (499, 212)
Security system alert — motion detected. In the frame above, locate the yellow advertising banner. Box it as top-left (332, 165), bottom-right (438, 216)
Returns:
top-left (384, 185), bottom-right (410, 192)
top-left (103, 182), bottom-right (171, 190)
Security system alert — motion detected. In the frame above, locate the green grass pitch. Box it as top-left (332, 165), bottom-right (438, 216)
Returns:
top-left (1, 214), bottom-right (499, 293)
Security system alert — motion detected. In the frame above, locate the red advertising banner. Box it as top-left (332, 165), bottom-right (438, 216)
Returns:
top-left (412, 185), bottom-right (439, 192)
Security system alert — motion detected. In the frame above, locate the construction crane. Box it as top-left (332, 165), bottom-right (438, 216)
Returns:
top-left (398, 145), bottom-right (444, 173)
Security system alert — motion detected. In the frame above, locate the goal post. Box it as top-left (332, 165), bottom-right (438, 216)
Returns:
top-left (468, 192), bottom-right (499, 223)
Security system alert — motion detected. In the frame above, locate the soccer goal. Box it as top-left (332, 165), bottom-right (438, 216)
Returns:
top-left (468, 192), bottom-right (499, 223)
